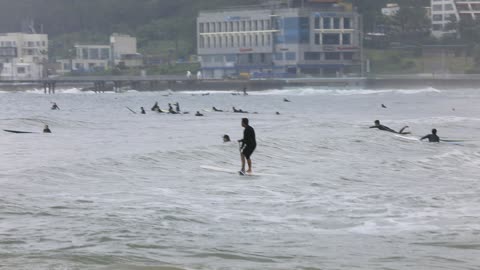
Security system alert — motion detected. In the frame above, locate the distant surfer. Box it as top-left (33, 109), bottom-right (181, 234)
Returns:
top-left (51, 102), bottom-right (60, 110)
top-left (195, 111), bottom-right (204, 117)
top-left (284, 98), bottom-right (291, 103)
top-left (223, 134), bottom-right (231, 143)
top-left (213, 107), bottom-right (223, 112)
top-left (238, 118), bottom-right (256, 175)
top-left (168, 103), bottom-right (178, 114)
top-left (43, 125), bottom-right (51, 133)
top-left (421, 129), bottom-right (440, 143)
top-left (243, 87), bottom-right (248, 96)
top-left (141, 107), bottom-right (146, 114)
top-left (370, 120), bottom-right (410, 135)
top-left (233, 107), bottom-right (248, 114)
top-left (175, 102), bottom-right (180, 113)
top-left (151, 102), bottom-right (160, 111)
top-left (276, 112), bottom-right (280, 115)
top-left (382, 104), bottom-right (387, 109)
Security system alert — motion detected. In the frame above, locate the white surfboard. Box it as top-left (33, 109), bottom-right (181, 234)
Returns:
top-left (393, 134), bottom-right (420, 142)
top-left (200, 165), bottom-right (279, 177)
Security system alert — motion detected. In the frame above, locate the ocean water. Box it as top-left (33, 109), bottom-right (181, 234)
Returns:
top-left (1, 87), bottom-right (480, 270)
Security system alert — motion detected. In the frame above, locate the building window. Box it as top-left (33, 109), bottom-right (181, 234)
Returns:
top-left (200, 23), bottom-right (204, 33)
top-left (254, 21), bottom-right (258, 31)
top-left (314, 16), bottom-right (320, 29)
top-left (200, 36), bottom-right (205, 48)
top-left (218, 36), bottom-right (223, 48)
top-left (82, 48), bottom-right (88, 59)
top-left (323, 17), bottom-right (332, 29)
top-left (261, 53), bottom-right (266, 63)
top-left (342, 33), bottom-right (351, 45)
top-left (90, 48), bottom-right (99, 60)
top-left (333, 18), bottom-right (340, 29)
top-left (207, 37), bottom-right (211, 48)
top-left (344, 18), bottom-right (351, 29)
top-left (343, 52), bottom-right (354, 60)
top-left (241, 21), bottom-right (246, 31)
top-left (100, 48), bottom-right (110, 59)
top-left (322, 33), bottom-right (340, 45)
top-left (314, 33), bottom-right (320, 45)
top-left (255, 35), bottom-right (258, 46)
top-left (433, 14), bottom-right (443, 21)
top-left (445, 14), bottom-right (457, 22)
top-left (226, 54), bottom-right (236, 62)
top-left (17, 67), bottom-right (26, 74)
top-left (213, 37), bottom-right (217, 48)
top-left (286, 52), bottom-right (296, 61)
top-left (242, 35), bottom-right (246, 47)
top-left (248, 54), bottom-right (253, 63)
top-left (325, 52), bottom-right (341, 60)
top-left (275, 53), bottom-right (283, 61)
top-left (432, 5), bottom-right (442, 11)
top-left (261, 35), bottom-right (265, 46)
top-left (217, 22), bottom-right (221, 32)
top-left (230, 36), bottom-right (235, 47)
top-left (260, 20), bottom-right (265, 30)
top-left (267, 35), bottom-right (271, 46)
top-left (445, 4), bottom-right (454, 11)
top-left (432, 24), bottom-right (443, 31)
top-left (304, 52), bottom-right (321, 60)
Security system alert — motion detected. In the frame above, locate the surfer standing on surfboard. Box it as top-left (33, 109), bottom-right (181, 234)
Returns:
top-left (238, 118), bottom-right (256, 175)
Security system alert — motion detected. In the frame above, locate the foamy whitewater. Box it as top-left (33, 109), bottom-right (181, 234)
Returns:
top-left (1, 87), bottom-right (480, 270)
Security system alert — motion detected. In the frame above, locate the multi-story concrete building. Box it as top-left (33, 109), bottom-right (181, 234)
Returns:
top-left (0, 33), bottom-right (48, 80)
top-left (110, 33), bottom-right (142, 67)
top-left (431, 0), bottom-right (480, 37)
top-left (57, 34), bottom-right (141, 74)
top-left (197, 0), bottom-right (361, 79)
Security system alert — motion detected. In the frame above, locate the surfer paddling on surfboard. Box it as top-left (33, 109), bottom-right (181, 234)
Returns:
top-left (421, 129), bottom-right (440, 142)
top-left (238, 118), bottom-right (256, 175)
top-left (370, 120), bottom-right (410, 135)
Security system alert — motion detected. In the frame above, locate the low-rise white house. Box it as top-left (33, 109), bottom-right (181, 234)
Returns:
top-left (57, 34), bottom-right (141, 74)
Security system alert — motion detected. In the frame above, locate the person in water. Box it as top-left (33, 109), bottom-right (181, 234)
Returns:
top-left (243, 87), bottom-right (248, 96)
top-left (370, 120), bottom-right (410, 135)
top-left (43, 125), bottom-right (51, 133)
top-left (168, 104), bottom-right (178, 114)
top-left (175, 102), bottom-right (180, 113)
top-left (213, 107), bottom-right (223, 112)
top-left (51, 103), bottom-right (60, 110)
top-left (223, 134), bottom-right (231, 143)
top-left (233, 107), bottom-right (248, 113)
top-left (421, 129), bottom-right (440, 142)
top-left (141, 107), bottom-right (146, 114)
top-left (283, 98), bottom-right (291, 103)
top-left (195, 111), bottom-right (204, 117)
top-left (238, 118), bottom-right (256, 174)
top-left (151, 102), bottom-right (160, 111)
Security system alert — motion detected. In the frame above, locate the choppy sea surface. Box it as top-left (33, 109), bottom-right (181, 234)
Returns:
top-left (1, 87), bottom-right (480, 270)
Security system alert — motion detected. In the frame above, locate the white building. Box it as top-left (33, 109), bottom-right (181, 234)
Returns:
top-left (431, 0), bottom-right (480, 37)
top-left (57, 34), bottom-right (141, 74)
top-left (110, 33), bottom-right (142, 67)
top-left (0, 33), bottom-right (48, 80)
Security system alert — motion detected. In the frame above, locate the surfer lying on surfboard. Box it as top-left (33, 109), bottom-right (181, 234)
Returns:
top-left (370, 120), bottom-right (410, 135)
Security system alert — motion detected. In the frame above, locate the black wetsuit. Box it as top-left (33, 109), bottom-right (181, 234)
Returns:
top-left (421, 134), bottom-right (440, 142)
top-left (240, 125), bottom-right (256, 159)
top-left (43, 128), bottom-right (51, 133)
